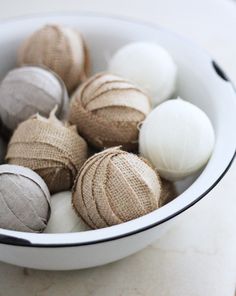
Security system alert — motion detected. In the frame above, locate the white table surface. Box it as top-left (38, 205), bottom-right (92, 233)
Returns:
top-left (0, 0), bottom-right (236, 295)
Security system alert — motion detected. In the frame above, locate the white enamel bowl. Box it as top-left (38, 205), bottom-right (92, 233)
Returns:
top-left (0, 13), bottom-right (235, 270)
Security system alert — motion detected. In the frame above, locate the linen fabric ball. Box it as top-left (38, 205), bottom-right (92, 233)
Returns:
top-left (72, 147), bottom-right (161, 229)
top-left (69, 72), bottom-right (151, 151)
top-left (17, 24), bottom-right (90, 93)
top-left (139, 98), bottom-right (215, 181)
top-left (108, 42), bottom-right (177, 106)
top-left (6, 109), bottom-right (88, 193)
top-left (0, 164), bottom-right (51, 232)
top-left (0, 66), bottom-right (69, 131)
top-left (44, 191), bottom-right (90, 233)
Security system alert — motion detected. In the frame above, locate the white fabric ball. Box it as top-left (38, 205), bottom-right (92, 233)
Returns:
top-left (44, 191), bottom-right (90, 233)
top-left (139, 98), bottom-right (215, 181)
top-left (108, 42), bottom-right (177, 106)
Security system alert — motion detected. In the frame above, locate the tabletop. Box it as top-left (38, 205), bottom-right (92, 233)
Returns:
top-left (0, 0), bottom-right (236, 295)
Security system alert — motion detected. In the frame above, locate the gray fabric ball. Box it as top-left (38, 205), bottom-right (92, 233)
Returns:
top-left (0, 164), bottom-right (51, 232)
top-left (0, 66), bottom-right (69, 131)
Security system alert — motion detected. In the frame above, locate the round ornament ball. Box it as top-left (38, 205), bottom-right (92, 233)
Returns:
top-left (0, 164), bottom-right (51, 232)
top-left (72, 147), bottom-right (161, 229)
top-left (139, 98), bottom-right (215, 181)
top-left (44, 191), bottom-right (90, 233)
top-left (69, 72), bottom-right (151, 151)
top-left (0, 66), bottom-right (69, 132)
top-left (108, 42), bottom-right (177, 106)
top-left (17, 24), bottom-right (90, 93)
top-left (6, 109), bottom-right (88, 194)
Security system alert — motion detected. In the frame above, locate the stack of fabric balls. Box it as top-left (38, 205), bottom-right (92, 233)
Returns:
top-left (0, 24), bottom-right (215, 233)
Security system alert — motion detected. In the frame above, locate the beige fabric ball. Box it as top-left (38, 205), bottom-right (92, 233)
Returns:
top-left (6, 109), bottom-right (88, 193)
top-left (0, 66), bottom-right (69, 131)
top-left (0, 164), bottom-right (51, 232)
top-left (44, 191), bottom-right (90, 233)
top-left (17, 24), bottom-right (90, 93)
top-left (69, 72), bottom-right (151, 151)
top-left (72, 147), bottom-right (161, 229)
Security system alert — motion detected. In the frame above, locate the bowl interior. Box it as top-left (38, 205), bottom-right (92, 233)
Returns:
top-left (0, 13), bottom-right (235, 245)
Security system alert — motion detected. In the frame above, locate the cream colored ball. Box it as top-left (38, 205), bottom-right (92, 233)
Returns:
top-left (44, 191), bottom-right (90, 233)
top-left (139, 98), bottom-right (215, 181)
top-left (108, 42), bottom-right (177, 106)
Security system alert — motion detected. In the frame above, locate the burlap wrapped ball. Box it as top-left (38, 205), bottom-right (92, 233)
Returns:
top-left (69, 72), bottom-right (151, 151)
top-left (17, 24), bottom-right (90, 93)
top-left (72, 147), bottom-right (161, 229)
top-left (0, 164), bottom-right (50, 232)
top-left (6, 109), bottom-right (88, 193)
top-left (159, 178), bottom-right (177, 207)
top-left (44, 191), bottom-right (90, 233)
top-left (0, 66), bottom-right (69, 132)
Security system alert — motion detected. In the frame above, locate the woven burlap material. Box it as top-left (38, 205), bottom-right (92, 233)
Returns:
top-left (69, 72), bottom-right (151, 151)
top-left (17, 24), bottom-right (90, 93)
top-left (72, 147), bottom-right (161, 229)
top-left (159, 178), bottom-right (177, 207)
top-left (6, 111), bottom-right (88, 193)
top-left (0, 164), bottom-right (50, 232)
top-left (0, 66), bottom-right (69, 131)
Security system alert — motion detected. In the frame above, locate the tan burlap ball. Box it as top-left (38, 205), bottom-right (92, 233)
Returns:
top-left (6, 109), bottom-right (88, 193)
top-left (17, 24), bottom-right (90, 93)
top-left (72, 147), bottom-right (161, 229)
top-left (68, 72), bottom-right (151, 151)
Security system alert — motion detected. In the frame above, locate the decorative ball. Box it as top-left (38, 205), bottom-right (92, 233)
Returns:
top-left (159, 179), bottom-right (177, 207)
top-left (6, 109), bottom-right (88, 193)
top-left (69, 72), bottom-right (151, 151)
top-left (139, 98), bottom-right (215, 181)
top-left (17, 24), bottom-right (90, 93)
top-left (0, 66), bottom-right (69, 131)
top-left (44, 191), bottom-right (90, 233)
top-left (0, 137), bottom-right (6, 164)
top-left (72, 147), bottom-right (161, 229)
top-left (0, 164), bottom-right (51, 232)
top-left (108, 42), bottom-right (177, 106)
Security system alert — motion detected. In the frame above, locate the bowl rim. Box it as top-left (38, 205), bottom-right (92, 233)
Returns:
top-left (0, 11), bottom-right (235, 248)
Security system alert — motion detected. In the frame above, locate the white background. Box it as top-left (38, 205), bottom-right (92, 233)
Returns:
top-left (0, 0), bottom-right (236, 295)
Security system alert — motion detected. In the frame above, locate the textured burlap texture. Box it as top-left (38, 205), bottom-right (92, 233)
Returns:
top-left (17, 24), bottom-right (90, 93)
top-left (6, 110), bottom-right (88, 193)
top-left (72, 147), bottom-right (161, 229)
top-left (139, 156), bottom-right (177, 207)
top-left (159, 178), bottom-right (177, 207)
top-left (0, 66), bottom-right (69, 131)
top-left (68, 72), bottom-right (151, 151)
top-left (0, 164), bottom-right (51, 232)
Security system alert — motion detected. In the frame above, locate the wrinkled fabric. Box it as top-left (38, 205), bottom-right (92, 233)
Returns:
top-left (72, 147), bottom-right (161, 229)
top-left (0, 164), bottom-right (50, 232)
top-left (6, 112), bottom-right (88, 194)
